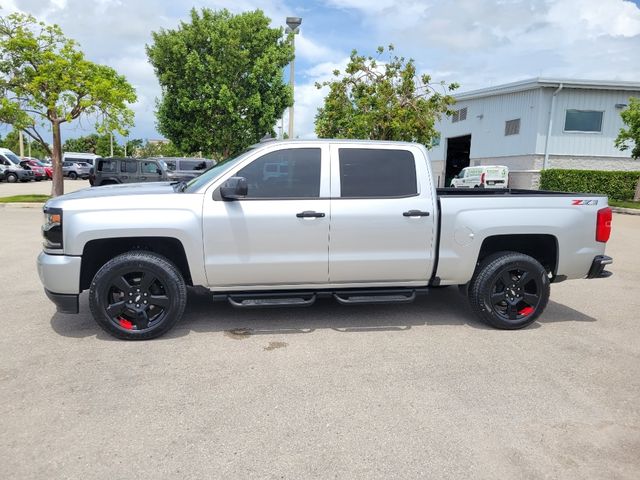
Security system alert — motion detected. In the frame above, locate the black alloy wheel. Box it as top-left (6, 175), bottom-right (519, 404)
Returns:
top-left (468, 251), bottom-right (550, 329)
top-left (89, 251), bottom-right (186, 340)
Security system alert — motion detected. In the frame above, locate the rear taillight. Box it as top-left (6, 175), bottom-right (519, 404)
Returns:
top-left (480, 172), bottom-right (485, 185)
top-left (596, 207), bottom-right (612, 243)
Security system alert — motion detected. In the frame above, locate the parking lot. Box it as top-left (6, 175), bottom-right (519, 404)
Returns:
top-left (0, 178), bottom-right (89, 197)
top-left (0, 204), bottom-right (639, 479)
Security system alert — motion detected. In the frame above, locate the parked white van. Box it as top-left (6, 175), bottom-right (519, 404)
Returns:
top-left (450, 165), bottom-right (509, 189)
top-left (63, 152), bottom-right (101, 166)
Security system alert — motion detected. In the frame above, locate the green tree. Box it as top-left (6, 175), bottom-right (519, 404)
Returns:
top-left (95, 134), bottom-right (124, 157)
top-left (0, 13), bottom-right (137, 196)
top-left (615, 97), bottom-right (640, 159)
top-left (315, 45), bottom-right (458, 145)
top-left (147, 8), bottom-right (293, 159)
top-left (125, 138), bottom-right (144, 157)
top-left (0, 128), bottom-right (48, 158)
top-left (136, 139), bottom-right (185, 158)
top-left (63, 134), bottom-right (99, 154)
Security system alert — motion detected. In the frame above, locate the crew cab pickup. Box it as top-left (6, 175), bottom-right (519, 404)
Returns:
top-left (37, 140), bottom-right (613, 340)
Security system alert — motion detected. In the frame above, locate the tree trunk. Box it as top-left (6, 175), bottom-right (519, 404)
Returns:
top-left (634, 177), bottom-right (640, 202)
top-left (51, 121), bottom-right (64, 197)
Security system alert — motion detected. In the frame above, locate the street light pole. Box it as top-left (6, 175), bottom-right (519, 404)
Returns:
top-left (285, 17), bottom-right (302, 139)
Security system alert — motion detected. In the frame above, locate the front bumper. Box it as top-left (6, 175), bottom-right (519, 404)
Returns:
top-left (37, 252), bottom-right (82, 313)
top-left (17, 170), bottom-right (35, 180)
top-left (45, 289), bottom-right (79, 314)
top-left (586, 255), bottom-right (613, 279)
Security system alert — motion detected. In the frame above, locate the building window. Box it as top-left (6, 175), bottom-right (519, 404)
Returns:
top-left (564, 110), bottom-right (603, 132)
top-left (505, 118), bottom-right (520, 136)
top-left (452, 107), bottom-right (467, 123)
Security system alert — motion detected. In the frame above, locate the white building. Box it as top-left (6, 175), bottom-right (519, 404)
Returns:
top-left (429, 78), bottom-right (640, 188)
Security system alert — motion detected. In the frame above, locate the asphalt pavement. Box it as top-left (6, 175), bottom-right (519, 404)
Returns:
top-left (0, 207), bottom-right (638, 479)
top-left (0, 178), bottom-right (89, 197)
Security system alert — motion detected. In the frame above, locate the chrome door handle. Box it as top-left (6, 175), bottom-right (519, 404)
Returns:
top-left (296, 211), bottom-right (325, 218)
top-left (403, 210), bottom-right (430, 217)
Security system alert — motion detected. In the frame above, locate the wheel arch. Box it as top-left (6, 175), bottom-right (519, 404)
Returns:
top-left (80, 237), bottom-right (193, 291)
top-left (477, 234), bottom-right (558, 278)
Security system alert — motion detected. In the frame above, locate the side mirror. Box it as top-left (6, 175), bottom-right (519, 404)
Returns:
top-left (156, 168), bottom-right (162, 175)
top-left (220, 176), bottom-right (248, 200)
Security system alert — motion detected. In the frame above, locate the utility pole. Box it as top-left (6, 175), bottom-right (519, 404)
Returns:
top-left (110, 132), bottom-right (114, 157)
top-left (285, 17), bottom-right (302, 139)
top-left (18, 131), bottom-right (24, 157)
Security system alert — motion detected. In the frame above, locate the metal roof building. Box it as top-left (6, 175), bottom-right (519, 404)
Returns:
top-left (428, 78), bottom-right (640, 188)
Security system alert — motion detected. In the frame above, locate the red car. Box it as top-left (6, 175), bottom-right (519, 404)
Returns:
top-left (20, 158), bottom-right (51, 180)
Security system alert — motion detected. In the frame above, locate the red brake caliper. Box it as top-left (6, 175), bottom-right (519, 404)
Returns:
top-left (518, 306), bottom-right (534, 317)
top-left (118, 318), bottom-right (133, 330)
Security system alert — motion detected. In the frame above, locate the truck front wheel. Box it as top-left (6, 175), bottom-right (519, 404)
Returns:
top-left (89, 251), bottom-right (187, 340)
top-left (468, 251), bottom-right (550, 329)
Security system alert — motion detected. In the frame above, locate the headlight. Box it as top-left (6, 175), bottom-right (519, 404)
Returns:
top-left (42, 207), bottom-right (63, 249)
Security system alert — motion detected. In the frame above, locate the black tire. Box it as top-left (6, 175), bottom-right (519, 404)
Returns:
top-left (468, 251), bottom-right (550, 329)
top-left (68, 171), bottom-right (78, 180)
top-left (6, 173), bottom-right (18, 183)
top-left (35, 178), bottom-right (42, 182)
top-left (89, 251), bottom-right (187, 340)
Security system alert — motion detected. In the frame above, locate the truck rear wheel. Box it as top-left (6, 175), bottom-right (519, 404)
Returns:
top-left (468, 251), bottom-right (550, 329)
top-left (89, 251), bottom-right (187, 340)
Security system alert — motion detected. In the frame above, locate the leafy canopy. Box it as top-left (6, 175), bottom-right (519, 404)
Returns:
top-left (0, 12), bottom-right (136, 195)
top-left (0, 129), bottom-right (48, 159)
top-left (147, 8), bottom-right (293, 159)
top-left (615, 97), bottom-right (640, 159)
top-left (315, 45), bottom-right (458, 145)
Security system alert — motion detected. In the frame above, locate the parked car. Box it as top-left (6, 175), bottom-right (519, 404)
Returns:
top-left (62, 161), bottom-right (92, 180)
top-left (63, 152), bottom-right (101, 166)
top-left (450, 166), bottom-right (509, 188)
top-left (160, 157), bottom-right (215, 181)
top-left (20, 159), bottom-right (49, 181)
top-left (0, 147), bottom-right (35, 182)
top-left (37, 139), bottom-right (613, 340)
top-left (92, 157), bottom-right (170, 186)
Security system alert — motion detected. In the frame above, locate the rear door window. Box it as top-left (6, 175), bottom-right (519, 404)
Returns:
top-left (121, 160), bottom-right (137, 173)
top-left (338, 148), bottom-right (417, 198)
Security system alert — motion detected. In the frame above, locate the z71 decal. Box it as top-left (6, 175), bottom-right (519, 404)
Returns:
top-left (572, 199), bottom-right (599, 206)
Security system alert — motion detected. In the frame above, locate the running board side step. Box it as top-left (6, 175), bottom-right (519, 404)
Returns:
top-left (214, 287), bottom-right (428, 308)
top-left (333, 289), bottom-right (417, 305)
top-left (227, 292), bottom-right (316, 308)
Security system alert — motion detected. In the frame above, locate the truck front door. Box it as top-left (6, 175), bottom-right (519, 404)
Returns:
top-left (328, 145), bottom-right (437, 284)
top-left (202, 145), bottom-right (330, 288)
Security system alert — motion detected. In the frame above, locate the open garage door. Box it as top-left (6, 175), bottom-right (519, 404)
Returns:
top-left (445, 134), bottom-right (471, 187)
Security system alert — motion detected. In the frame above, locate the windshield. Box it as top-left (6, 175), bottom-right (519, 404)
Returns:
top-left (5, 152), bottom-right (21, 165)
top-left (183, 149), bottom-right (255, 193)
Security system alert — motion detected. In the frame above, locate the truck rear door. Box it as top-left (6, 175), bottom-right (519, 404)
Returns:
top-left (328, 145), bottom-right (437, 283)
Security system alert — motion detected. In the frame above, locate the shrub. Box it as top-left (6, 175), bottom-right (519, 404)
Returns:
top-left (539, 169), bottom-right (640, 200)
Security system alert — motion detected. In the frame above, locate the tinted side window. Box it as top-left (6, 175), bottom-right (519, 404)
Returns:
top-left (339, 149), bottom-right (417, 198)
top-left (236, 148), bottom-right (321, 198)
top-left (97, 160), bottom-right (115, 172)
top-left (179, 160), bottom-right (207, 171)
top-left (120, 160), bottom-right (137, 173)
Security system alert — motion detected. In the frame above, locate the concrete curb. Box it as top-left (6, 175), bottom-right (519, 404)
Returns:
top-left (611, 207), bottom-right (640, 216)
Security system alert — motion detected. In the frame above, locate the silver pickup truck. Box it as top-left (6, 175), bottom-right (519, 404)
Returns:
top-left (37, 140), bottom-right (613, 340)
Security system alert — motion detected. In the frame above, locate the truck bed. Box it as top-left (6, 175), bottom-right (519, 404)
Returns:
top-left (436, 188), bottom-right (605, 197)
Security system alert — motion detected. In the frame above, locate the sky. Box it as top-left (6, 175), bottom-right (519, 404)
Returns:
top-left (1, 0), bottom-right (640, 145)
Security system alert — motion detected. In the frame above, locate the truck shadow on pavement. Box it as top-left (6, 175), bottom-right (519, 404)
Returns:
top-left (50, 286), bottom-right (597, 341)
